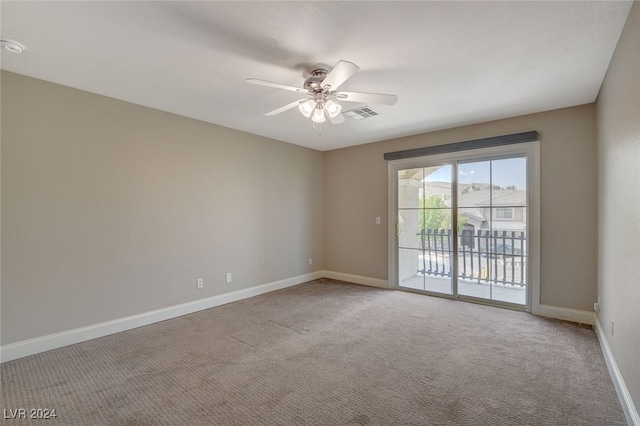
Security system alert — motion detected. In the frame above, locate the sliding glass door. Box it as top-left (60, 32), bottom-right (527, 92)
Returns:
top-left (391, 144), bottom-right (538, 311)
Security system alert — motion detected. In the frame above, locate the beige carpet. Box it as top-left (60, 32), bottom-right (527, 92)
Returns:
top-left (1, 279), bottom-right (626, 425)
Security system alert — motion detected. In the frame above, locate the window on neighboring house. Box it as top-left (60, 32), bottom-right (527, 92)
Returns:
top-left (494, 207), bottom-right (514, 220)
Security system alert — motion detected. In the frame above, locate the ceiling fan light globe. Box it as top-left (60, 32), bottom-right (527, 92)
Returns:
top-left (325, 100), bottom-right (342, 118)
top-left (298, 99), bottom-right (315, 118)
top-left (312, 107), bottom-right (326, 123)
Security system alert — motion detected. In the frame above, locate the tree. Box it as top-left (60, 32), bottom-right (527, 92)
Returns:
top-left (419, 195), bottom-right (468, 232)
top-left (419, 196), bottom-right (450, 231)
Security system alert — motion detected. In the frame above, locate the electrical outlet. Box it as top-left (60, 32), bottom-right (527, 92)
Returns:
top-left (376, 216), bottom-right (381, 225)
top-left (308, 258), bottom-right (313, 265)
top-left (196, 278), bottom-right (204, 289)
top-left (226, 272), bottom-right (232, 283)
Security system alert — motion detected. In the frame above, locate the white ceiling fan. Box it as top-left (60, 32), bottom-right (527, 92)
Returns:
top-left (246, 60), bottom-right (398, 125)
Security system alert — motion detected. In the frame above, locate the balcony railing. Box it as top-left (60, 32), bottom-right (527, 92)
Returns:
top-left (417, 229), bottom-right (526, 287)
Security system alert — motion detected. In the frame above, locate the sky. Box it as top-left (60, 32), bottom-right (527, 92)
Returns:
top-left (424, 157), bottom-right (527, 190)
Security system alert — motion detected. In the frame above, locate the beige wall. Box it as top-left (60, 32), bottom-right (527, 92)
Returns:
top-left (596, 1), bottom-right (640, 414)
top-left (1, 71), bottom-right (602, 346)
top-left (1, 71), bottom-right (324, 345)
top-left (324, 104), bottom-right (598, 311)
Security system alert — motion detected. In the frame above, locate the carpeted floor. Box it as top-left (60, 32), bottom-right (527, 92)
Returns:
top-left (0, 279), bottom-right (626, 425)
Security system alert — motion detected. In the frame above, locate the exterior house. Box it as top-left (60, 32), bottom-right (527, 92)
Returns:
top-left (460, 187), bottom-right (526, 233)
top-left (419, 181), bottom-right (527, 234)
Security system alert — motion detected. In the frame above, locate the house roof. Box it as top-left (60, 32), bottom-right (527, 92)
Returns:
top-left (474, 190), bottom-right (527, 207)
top-left (454, 187), bottom-right (526, 207)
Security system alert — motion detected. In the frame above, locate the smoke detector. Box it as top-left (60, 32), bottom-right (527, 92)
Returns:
top-left (1, 39), bottom-right (26, 54)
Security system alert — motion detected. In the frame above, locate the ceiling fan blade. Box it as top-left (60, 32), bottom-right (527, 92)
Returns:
top-left (335, 91), bottom-right (398, 105)
top-left (321, 60), bottom-right (360, 91)
top-left (246, 78), bottom-right (308, 94)
top-left (328, 113), bottom-right (345, 124)
top-left (265, 99), bottom-right (306, 116)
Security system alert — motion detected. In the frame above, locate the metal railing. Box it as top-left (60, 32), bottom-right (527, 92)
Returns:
top-left (417, 229), bottom-right (526, 287)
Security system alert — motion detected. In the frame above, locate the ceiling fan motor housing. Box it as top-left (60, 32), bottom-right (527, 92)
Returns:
top-left (303, 69), bottom-right (329, 93)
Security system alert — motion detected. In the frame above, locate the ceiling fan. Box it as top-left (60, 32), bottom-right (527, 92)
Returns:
top-left (246, 60), bottom-right (397, 125)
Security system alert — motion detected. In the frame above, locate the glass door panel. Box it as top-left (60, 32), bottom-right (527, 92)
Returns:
top-left (398, 165), bottom-right (453, 295)
top-left (456, 157), bottom-right (527, 305)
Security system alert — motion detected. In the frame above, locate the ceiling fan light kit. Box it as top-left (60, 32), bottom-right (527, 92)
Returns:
top-left (312, 106), bottom-right (326, 123)
top-left (299, 97), bottom-right (342, 123)
top-left (324, 100), bottom-right (342, 118)
top-left (298, 99), bottom-right (315, 118)
top-left (247, 60), bottom-right (397, 130)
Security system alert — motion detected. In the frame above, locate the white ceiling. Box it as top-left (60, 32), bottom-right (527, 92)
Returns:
top-left (0, 1), bottom-right (633, 151)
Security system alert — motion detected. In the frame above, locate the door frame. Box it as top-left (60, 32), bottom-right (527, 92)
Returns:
top-left (388, 141), bottom-right (540, 314)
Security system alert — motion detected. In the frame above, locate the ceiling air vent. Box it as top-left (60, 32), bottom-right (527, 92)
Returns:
top-left (343, 106), bottom-right (379, 120)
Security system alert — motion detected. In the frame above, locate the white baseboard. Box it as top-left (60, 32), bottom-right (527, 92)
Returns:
top-left (536, 304), bottom-right (595, 326)
top-left (1, 273), bottom-right (607, 369)
top-left (0, 271), bottom-right (324, 363)
top-left (322, 270), bottom-right (391, 289)
top-left (595, 319), bottom-right (640, 426)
